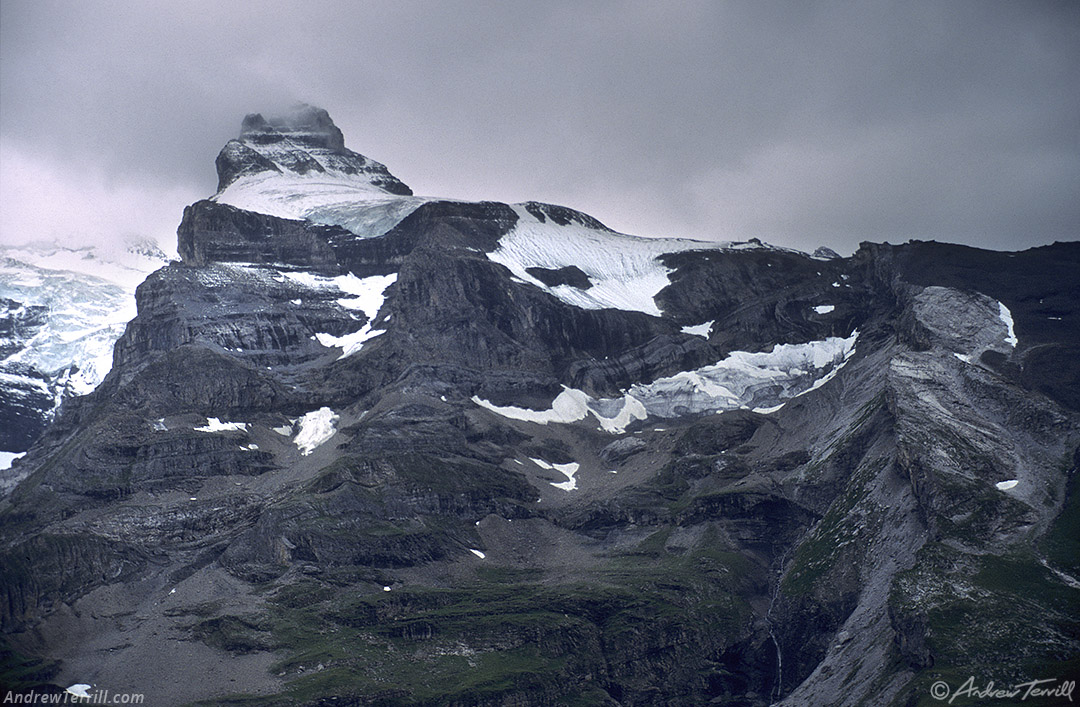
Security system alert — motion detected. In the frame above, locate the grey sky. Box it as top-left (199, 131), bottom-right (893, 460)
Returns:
top-left (2, 0), bottom-right (1077, 256)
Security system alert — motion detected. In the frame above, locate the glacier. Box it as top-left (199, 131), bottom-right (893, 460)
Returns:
top-left (211, 105), bottom-right (424, 238)
top-left (474, 332), bottom-right (858, 432)
top-left (215, 171), bottom-right (431, 238)
top-left (0, 240), bottom-right (169, 454)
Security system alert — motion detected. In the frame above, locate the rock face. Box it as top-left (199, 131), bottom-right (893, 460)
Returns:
top-left (215, 103), bottom-right (412, 196)
top-left (1, 109), bottom-right (1078, 706)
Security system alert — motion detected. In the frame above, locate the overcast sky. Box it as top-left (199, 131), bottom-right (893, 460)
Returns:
top-left (1, 0), bottom-right (1077, 256)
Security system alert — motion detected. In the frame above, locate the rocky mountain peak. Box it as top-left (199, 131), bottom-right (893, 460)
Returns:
top-left (214, 104), bottom-right (412, 196)
top-left (239, 103), bottom-right (346, 152)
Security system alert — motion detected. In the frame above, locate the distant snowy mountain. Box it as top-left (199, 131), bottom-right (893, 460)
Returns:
top-left (0, 239), bottom-right (170, 460)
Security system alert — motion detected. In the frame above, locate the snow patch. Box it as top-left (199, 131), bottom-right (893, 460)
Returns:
top-left (995, 479), bottom-right (1019, 491)
top-left (272, 425), bottom-right (293, 436)
top-left (315, 328), bottom-right (387, 357)
top-left (812, 305), bottom-right (835, 315)
top-left (469, 548), bottom-right (486, 559)
top-left (194, 417), bottom-right (248, 433)
top-left (335, 273), bottom-right (397, 312)
top-left (473, 388), bottom-right (647, 435)
top-left (998, 302), bottom-right (1018, 347)
top-left (549, 463), bottom-right (579, 491)
top-left (66, 685), bottom-right (93, 698)
top-left (681, 320), bottom-right (714, 338)
top-left (476, 388), bottom-right (589, 426)
top-left (0, 451), bottom-right (26, 470)
top-left (295, 407), bottom-right (339, 455)
top-left (530, 457), bottom-right (580, 491)
top-left (298, 273), bottom-right (397, 358)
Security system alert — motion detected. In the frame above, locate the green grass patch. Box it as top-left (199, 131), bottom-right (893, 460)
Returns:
top-left (0, 639), bottom-right (62, 694)
top-left (782, 456), bottom-right (886, 595)
top-left (1042, 458), bottom-right (1080, 576)
top-left (894, 543), bottom-right (1080, 701)
top-left (191, 614), bottom-right (273, 654)
top-left (230, 527), bottom-right (759, 704)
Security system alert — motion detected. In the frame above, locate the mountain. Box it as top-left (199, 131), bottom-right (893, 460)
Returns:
top-left (0, 240), bottom-right (170, 480)
top-left (1, 105), bottom-right (1078, 706)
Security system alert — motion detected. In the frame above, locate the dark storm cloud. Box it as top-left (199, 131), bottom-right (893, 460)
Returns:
top-left (1, 0), bottom-right (1077, 254)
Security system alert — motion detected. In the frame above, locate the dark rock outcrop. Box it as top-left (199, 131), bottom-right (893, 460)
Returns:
top-left (215, 103), bottom-right (412, 196)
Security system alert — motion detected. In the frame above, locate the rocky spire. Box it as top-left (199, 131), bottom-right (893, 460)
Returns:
top-left (239, 104), bottom-right (346, 152)
top-left (214, 104), bottom-right (412, 196)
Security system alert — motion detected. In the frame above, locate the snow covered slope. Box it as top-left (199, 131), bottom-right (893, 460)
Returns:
top-left (485, 203), bottom-right (722, 316)
top-left (488, 202), bottom-right (802, 317)
top-left (0, 240), bottom-right (169, 457)
top-left (211, 105), bottom-right (801, 320)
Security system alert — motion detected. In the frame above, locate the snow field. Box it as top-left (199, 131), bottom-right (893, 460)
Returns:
top-left (486, 205), bottom-right (731, 317)
top-left (294, 407), bottom-right (339, 455)
top-left (474, 333), bottom-right (858, 432)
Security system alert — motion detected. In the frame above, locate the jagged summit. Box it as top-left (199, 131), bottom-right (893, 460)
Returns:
top-left (240, 104), bottom-right (347, 151)
top-left (207, 107), bottom-right (817, 263)
top-left (213, 103), bottom-right (412, 197)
